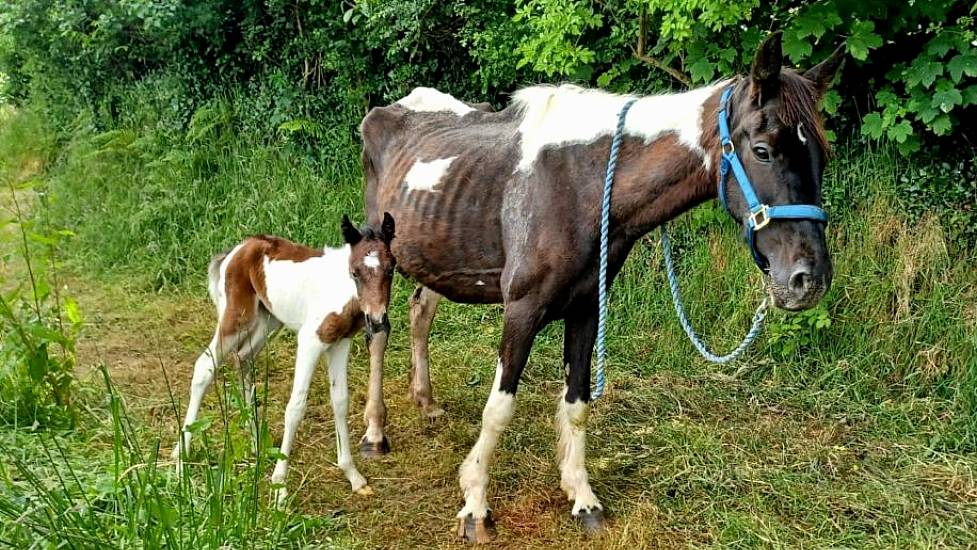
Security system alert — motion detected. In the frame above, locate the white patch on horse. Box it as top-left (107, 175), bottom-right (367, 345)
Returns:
top-left (397, 87), bottom-right (474, 116)
top-left (512, 82), bottom-right (726, 173)
top-left (457, 359), bottom-right (514, 519)
top-left (556, 388), bottom-right (602, 515)
top-left (364, 250), bottom-right (380, 269)
top-left (404, 156), bottom-right (457, 192)
top-left (475, 280), bottom-right (485, 286)
top-left (797, 124), bottom-right (808, 145)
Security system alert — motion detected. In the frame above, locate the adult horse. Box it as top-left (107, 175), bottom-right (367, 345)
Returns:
top-left (360, 32), bottom-right (843, 542)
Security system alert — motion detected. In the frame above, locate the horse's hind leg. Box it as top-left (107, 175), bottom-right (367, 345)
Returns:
top-left (556, 305), bottom-right (605, 531)
top-left (172, 324), bottom-right (247, 468)
top-left (409, 284), bottom-right (443, 418)
top-left (232, 310), bottom-right (281, 452)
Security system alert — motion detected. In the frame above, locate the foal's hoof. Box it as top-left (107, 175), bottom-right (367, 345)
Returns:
top-left (423, 404), bottom-right (445, 420)
top-left (359, 436), bottom-right (390, 457)
top-left (574, 507), bottom-right (607, 533)
top-left (456, 512), bottom-right (496, 544)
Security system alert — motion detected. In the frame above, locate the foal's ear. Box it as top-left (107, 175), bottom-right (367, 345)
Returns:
top-left (341, 214), bottom-right (362, 246)
top-left (380, 212), bottom-right (396, 244)
top-left (750, 31), bottom-right (783, 104)
top-left (803, 43), bottom-right (846, 96)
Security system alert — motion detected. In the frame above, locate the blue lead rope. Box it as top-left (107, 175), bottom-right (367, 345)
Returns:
top-left (593, 98), bottom-right (636, 401)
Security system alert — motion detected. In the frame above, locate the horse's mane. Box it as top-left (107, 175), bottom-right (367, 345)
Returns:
top-left (772, 70), bottom-right (831, 155)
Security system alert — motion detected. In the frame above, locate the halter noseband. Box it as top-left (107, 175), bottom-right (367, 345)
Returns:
top-left (716, 85), bottom-right (828, 272)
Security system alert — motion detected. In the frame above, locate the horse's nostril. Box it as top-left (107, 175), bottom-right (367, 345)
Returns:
top-left (789, 269), bottom-right (812, 295)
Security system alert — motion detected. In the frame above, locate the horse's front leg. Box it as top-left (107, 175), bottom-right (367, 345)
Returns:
top-left (327, 338), bottom-right (371, 494)
top-left (456, 298), bottom-right (542, 544)
top-left (557, 304), bottom-right (606, 531)
top-left (361, 325), bottom-right (390, 457)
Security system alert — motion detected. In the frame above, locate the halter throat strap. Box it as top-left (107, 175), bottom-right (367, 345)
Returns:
top-left (716, 85), bottom-right (828, 271)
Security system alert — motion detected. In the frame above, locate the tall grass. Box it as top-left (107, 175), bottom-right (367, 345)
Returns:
top-left (0, 363), bottom-right (354, 548)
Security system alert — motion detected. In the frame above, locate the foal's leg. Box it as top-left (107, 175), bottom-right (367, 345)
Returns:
top-left (409, 285), bottom-right (444, 418)
top-left (171, 326), bottom-right (246, 467)
top-left (233, 312), bottom-right (281, 451)
top-left (326, 338), bottom-right (371, 494)
top-left (456, 299), bottom-right (541, 543)
top-left (271, 329), bottom-right (324, 508)
top-left (557, 308), bottom-right (605, 530)
top-left (361, 327), bottom-right (390, 456)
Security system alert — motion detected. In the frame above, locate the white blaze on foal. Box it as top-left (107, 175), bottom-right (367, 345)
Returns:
top-left (171, 213), bottom-right (396, 507)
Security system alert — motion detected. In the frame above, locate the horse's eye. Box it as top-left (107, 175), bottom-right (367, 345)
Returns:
top-left (350, 271), bottom-right (359, 280)
top-left (752, 143), bottom-right (771, 162)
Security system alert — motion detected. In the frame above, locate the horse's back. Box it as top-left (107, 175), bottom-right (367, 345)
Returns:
top-left (361, 88), bottom-right (520, 303)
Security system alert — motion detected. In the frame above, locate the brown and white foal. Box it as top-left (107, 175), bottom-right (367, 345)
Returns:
top-left (171, 213), bottom-right (396, 506)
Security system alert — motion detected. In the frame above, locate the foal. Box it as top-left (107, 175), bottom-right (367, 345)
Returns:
top-left (171, 213), bottom-right (396, 505)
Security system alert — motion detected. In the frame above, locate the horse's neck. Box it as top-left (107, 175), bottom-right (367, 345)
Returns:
top-left (614, 84), bottom-right (725, 240)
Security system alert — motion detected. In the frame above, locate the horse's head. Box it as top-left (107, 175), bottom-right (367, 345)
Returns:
top-left (342, 212), bottom-right (396, 336)
top-left (722, 32), bottom-right (845, 311)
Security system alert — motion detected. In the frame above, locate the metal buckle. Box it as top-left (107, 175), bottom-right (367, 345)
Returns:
top-left (749, 205), bottom-right (771, 230)
top-left (722, 140), bottom-right (735, 155)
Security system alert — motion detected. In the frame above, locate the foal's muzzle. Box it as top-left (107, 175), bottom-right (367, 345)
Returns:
top-left (365, 314), bottom-right (390, 338)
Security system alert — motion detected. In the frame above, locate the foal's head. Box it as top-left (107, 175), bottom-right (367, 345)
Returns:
top-left (723, 32), bottom-right (845, 311)
top-left (342, 212), bottom-right (396, 335)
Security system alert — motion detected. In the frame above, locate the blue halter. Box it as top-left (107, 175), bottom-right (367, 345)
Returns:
top-left (717, 86), bottom-right (828, 271)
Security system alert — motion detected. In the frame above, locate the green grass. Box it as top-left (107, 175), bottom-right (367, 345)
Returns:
top-left (2, 101), bottom-right (976, 548)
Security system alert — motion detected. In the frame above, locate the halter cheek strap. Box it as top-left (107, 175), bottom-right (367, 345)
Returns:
top-left (716, 86), bottom-right (828, 271)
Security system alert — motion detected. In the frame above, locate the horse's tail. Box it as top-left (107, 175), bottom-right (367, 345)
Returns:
top-left (207, 248), bottom-right (231, 307)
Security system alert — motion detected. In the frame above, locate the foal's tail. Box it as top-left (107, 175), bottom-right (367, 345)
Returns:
top-left (207, 249), bottom-right (231, 307)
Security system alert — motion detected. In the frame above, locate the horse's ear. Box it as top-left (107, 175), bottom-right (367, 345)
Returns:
top-left (381, 212), bottom-right (395, 244)
top-left (750, 31), bottom-right (783, 104)
top-left (803, 43), bottom-right (846, 96)
top-left (341, 214), bottom-right (362, 246)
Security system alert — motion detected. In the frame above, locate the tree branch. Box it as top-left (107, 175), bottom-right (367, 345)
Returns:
top-left (634, 8), bottom-right (692, 88)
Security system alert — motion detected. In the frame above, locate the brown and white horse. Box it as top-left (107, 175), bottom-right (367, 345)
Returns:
top-left (171, 214), bottom-right (396, 506)
top-left (361, 33), bottom-right (844, 541)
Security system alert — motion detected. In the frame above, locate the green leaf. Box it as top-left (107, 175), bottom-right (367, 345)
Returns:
top-left (688, 57), bottom-right (715, 83)
top-left (904, 60), bottom-right (943, 89)
top-left (861, 112), bottom-right (884, 139)
top-left (342, 8), bottom-right (353, 24)
top-left (930, 113), bottom-right (953, 136)
top-left (926, 33), bottom-right (956, 57)
top-left (64, 297), bottom-right (82, 325)
top-left (28, 345), bottom-right (49, 382)
top-left (896, 135), bottom-right (921, 155)
top-left (847, 21), bottom-right (882, 61)
top-left (963, 85), bottom-right (977, 106)
top-left (886, 120), bottom-right (913, 144)
top-left (822, 90), bottom-right (842, 114)
top-left (26, 323), bottom-right (68, 345)
top-left (932, 80), bottom-right (963, 113)
top-left (186, 417), bottom-right (213, 433)
top-left (783, 30), bottom-right (813, 62)
top-left (947, 53), bottom-right (977, 82)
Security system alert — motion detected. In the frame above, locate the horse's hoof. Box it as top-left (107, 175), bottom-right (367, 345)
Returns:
top-left (355, 484), bottom-right (374, 496)
top-left (359, 436), bottom-right (390, 457)
top-left (574, 507), bottom-right (606, 533)
top-left (456, 512), bottom-right (496, 544)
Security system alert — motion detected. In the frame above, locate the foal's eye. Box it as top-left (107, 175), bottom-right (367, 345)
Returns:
top-left (350, 271), bottom-right (359, 280)
top-left (752, 143), bottom-right (772, 162)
